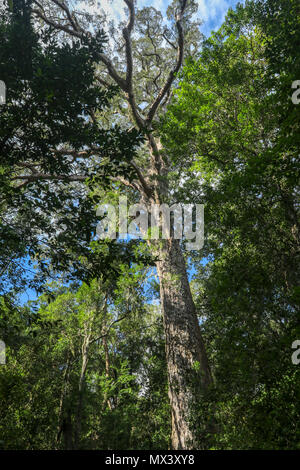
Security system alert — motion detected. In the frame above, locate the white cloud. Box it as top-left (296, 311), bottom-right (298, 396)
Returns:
top-left (75, 0), bottom-right (168, 24)
top-left (75, 0), bottom-right (127, 22)
top-left (140, 0), bottom-right (166, 12)
top-left (197, 0), bottom-right (229, 21)
top-left (74, 0), bottom-right (239, 36)
top-left (196, 0), bottom-right (240, 35)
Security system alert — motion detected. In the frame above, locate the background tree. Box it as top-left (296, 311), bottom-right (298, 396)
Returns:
top-left (0, 264), bottom-right (170, 450)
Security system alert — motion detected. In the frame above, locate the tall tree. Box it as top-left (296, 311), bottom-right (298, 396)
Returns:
top-left (14, 0), bottom-right (212, 449)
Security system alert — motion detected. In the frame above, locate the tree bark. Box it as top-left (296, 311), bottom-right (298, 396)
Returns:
top-left (63, 409), bottom-right (74, 450)
top-left (102, 333), bottom-right (114, 411)
top-left (74, 332), bottom-right (91, 449)
top-left (155, 238), bottom-right (212, 449)
top-left (56, 352), bottom-right (74, 450)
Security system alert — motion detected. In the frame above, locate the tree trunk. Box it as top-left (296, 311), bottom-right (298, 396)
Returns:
top-left (74, 334), bottom-right (90, 449)
top-left (102, 334), bottom-right (113, 410)
top-left (63, 409), bottom-right (74, 450)
top-left (56, 352), bottom-right (73, 450)
top-left (155, 238), bottom-right (212, 449)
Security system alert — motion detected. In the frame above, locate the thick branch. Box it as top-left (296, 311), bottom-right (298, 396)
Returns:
top-left (50, 0), bottom-right (81, 32)
top-left (123, 0), bottom-right (134, 89)
top-left (122, 0), bottom-right (145, 129)
top-left (146, 0), bottom-right (187, 124)
top-left (12, 173), bottom-right (87, 188)
top-left (130, 160), bottom-right (153, 199)
top-left (96, 52), bottom-right (127, 90)
top-left (111, 175), bottom-right (139, 192)
top-left (32, 7), bottom-right (82, 38)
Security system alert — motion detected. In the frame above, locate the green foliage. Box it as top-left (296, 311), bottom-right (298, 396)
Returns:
top-left (0, 4), bottom-right (146, 292)
top-left (162, 0), bottom-right (300, 450)
top-left (0, 272), bottom-right (170, 450)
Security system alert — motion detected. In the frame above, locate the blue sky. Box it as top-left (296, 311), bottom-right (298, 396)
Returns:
top-left (196, 0), bottom-right (241, 36)
top-left (142, 0), bottom-right (241, 36)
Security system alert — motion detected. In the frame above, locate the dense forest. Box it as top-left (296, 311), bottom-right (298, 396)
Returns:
top-left (0, 0), bottom-right (299, 451)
